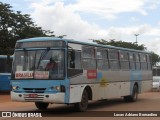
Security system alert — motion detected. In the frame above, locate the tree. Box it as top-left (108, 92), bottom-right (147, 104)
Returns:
top-left (93, 39), bottom-right (146, 50)
top-left (150, 52), bottom-right (160, 66)
top-left (93, 39), bottom-right (160, 66)
top-left (0, 2), bottom-right (55, 55)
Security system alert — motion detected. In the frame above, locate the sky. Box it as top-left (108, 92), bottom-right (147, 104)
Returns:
top-left (1, 0), bottom-right (160, 55)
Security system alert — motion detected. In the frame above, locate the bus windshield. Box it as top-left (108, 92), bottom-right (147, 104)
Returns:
top-left (12, 49), bottom-right (65, 80)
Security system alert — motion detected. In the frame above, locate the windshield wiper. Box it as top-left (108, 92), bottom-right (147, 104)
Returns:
top-left (23, 48), bottom-right (29, 70)
top-left (36, 47), bottom-right (50, 69)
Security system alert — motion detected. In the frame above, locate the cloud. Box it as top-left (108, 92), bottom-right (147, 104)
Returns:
top-left (30, 1), bottom-right (160, 40)
top-left (69, 0), bottom-right (148, 19)
top-left (146, 0), bottom-right (160, 10)
top-left (31, 2), bottom-right (107, 41)
top-left (144, 37), bottom-right (160, 55)
top-left (106, 24), bottom-right (160, 39)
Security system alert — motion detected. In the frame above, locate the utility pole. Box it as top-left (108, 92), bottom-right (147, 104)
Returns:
top-left (134, 34), bottom-right (139, 44)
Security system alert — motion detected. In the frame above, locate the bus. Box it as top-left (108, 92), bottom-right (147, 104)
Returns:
top-left (0, 55), bottom-right (13, 91)
top-left (152, 66), bottom-right (160, 91)
top-left (11, 37), bottom-right (152, 111)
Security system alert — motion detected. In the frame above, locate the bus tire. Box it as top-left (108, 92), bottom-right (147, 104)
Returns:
top-left (124, 85), bottom-right (138, 102)
top-left (74, 90), bottom-right (88, 112)
top-left (35, 102), bottom-right (49, 110)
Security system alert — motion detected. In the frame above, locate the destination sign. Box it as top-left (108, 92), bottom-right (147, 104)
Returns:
top-left (15, 41), bottom-right (66, 49)
top-left (15, 71), bottom-right (34, 79)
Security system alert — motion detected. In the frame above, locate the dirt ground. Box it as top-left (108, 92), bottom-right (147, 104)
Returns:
top-left (0, 91), bottom-right (160, 120)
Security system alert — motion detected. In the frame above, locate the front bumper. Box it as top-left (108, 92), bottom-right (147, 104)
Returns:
top-left (11, 91), bottom-right (65, 103)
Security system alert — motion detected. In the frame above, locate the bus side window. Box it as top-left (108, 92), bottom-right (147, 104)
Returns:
top-left (135, 54), bottom-right (140, 70)
top-left (0, 58), bottom-right (7, 73)
top-left (68, 50), bottom-right (75, 68)
top-left (108, 49), bottom-right (119, 70)
top-left (68, 50), bottom-right (83, 77)
top-left (140, 54), bottom-right (147, 70)
top-left (129, 53), bottom-right (136, 70)
top-left (147, 54), bottom-right (151, 70)
top-left (68, 50), bottom-right (83, 69)
top-left (97, 48), bottom-right (109, 70)
top-left (74, 51), bottom-right (82, 69)
top-left (120, 51), bottom-right (130, 70)
top-left (82, 46), bottom-right (96, 70)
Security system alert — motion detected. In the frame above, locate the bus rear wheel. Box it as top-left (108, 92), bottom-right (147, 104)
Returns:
top-left (35, 102), bottom-right (49, 110)
top-left (74, 90), bottom-right (88, 112)
top-left (124, 85), bottom-right (138, 102)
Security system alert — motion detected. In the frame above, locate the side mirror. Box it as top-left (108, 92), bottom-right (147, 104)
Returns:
top-left (71, 50), bottom-right (75, 61)
top-left (69, 50), bottom-right (75, 68)
top-left (70, 60), bottom-right (75, 68)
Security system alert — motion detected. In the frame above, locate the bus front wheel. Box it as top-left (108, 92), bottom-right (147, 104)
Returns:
top-left (74, 90), bottom-right (88, 112)
top-left (35, 102), bottom-right (49, 110)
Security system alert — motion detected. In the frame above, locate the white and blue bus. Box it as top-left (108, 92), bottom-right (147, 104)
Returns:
top-left (11, 37), bottom-right (152, 111)
top-left (0, 55), bottom-right (13, 91)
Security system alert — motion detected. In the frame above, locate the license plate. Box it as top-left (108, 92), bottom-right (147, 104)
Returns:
top-left (28, 94), bottom-right (38, 98)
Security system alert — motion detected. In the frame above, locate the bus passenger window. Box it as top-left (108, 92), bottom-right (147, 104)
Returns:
top-left (70, 60), bottom-right (75, 68)
top-left (108, 49), bottom-right (119, 70)
top-left (140, 54), bottom-right (147, 70)
top-left (68, 50), bottom-right (83, 77)
top-left (82, 46), bottom-right (94, 58)
top-left (83, 59), bottom-right (96, 70)
top-left (68, 50), bottom-right (75, 68)
top-left (135, 54), bottom-right (140, 70)
top-left (129, 53), bottom-right (136, 70)
top-left (0, 59), bottom-right (7, 73)
top-left (68, 50), bottom-right (82, 69)
top-left (97, 48), bottom-right (109, 70)
top-left (147, 54), bottom-right (151, 70)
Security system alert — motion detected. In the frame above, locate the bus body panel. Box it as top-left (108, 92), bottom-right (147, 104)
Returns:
top-left (68, 70), bottom-right (152, 103)
top-left (0, 73), bottom-right (11, 91)
top-left (11, 79), bottom-right (70, 103)
top-left (0, 55), bottom-right (13, 91)
top-left (11, 91), bottom-right (65, 103)
top-left (69, 84), bottom-right (85, 103)
top-left (136, 70), bottom-right (152, 93)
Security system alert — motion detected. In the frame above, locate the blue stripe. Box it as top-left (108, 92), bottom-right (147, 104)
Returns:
top-left (130, 71), bottom-right (142, 94)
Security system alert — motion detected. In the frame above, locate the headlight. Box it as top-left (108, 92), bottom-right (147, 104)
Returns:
top-left (55, 86), bottom-right (60, 91)
top-left (50, 85), bottom-right (65, 92)
top-left (50, 86), bottom-right (61, 91)
top-left (12, 86), bottom-right (20, 90)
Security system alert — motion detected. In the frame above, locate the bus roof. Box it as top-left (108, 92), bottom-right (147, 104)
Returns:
top-left (17, 37), bottom-right (149, 54)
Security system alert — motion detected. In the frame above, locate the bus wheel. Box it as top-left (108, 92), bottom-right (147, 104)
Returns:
top-left (74, 90), bottom-right (88, 112)
top-left (35, 102), bottom-right (49, 110)
top-left (124, 85), bottom-right (138, 102)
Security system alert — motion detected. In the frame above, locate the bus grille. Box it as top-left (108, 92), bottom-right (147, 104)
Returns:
top-left (24, 94), bottom-right (44, 101)
top-left (23, 88), bottom-right (46, 93)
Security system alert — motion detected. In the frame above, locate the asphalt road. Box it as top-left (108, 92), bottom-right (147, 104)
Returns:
top-left (0, 91), bottom-right (160, 120)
